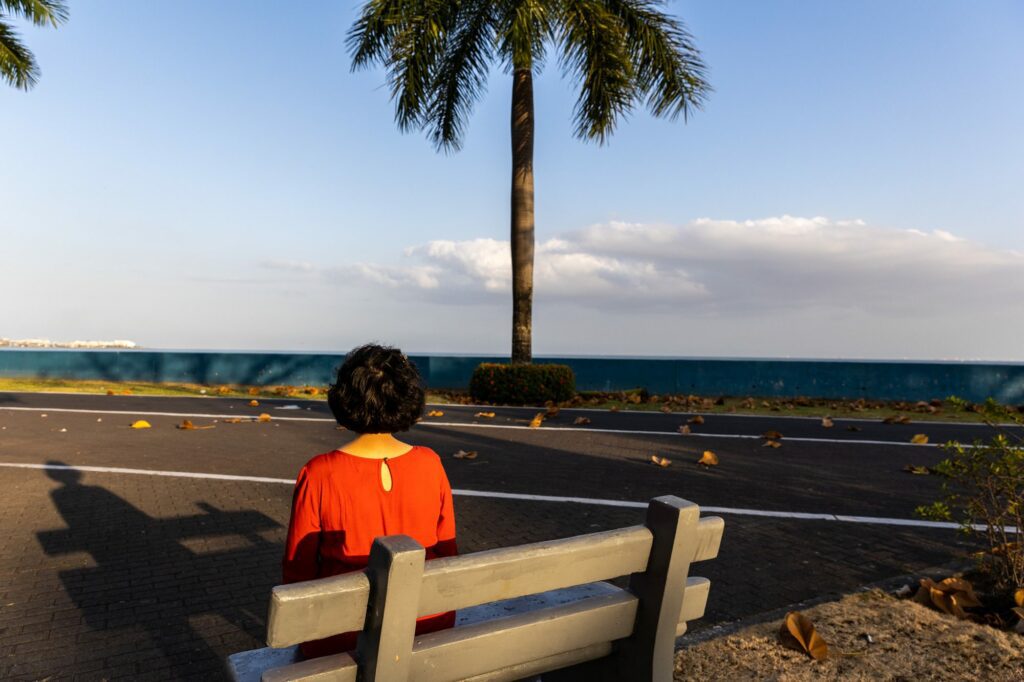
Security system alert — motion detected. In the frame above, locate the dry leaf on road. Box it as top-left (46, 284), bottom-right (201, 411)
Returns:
top-left (910, 434), bottom-right (929, 444)
top-left (177, 420), bottom-right (214, 431)
top-left (650, 455), bottom-right (671, 467)
top-left (573, 416), bottom-right (591, 425)
top-left (249, 400), bottom-right (259, 407)
top-left (688, 415), bottom-right (705, 425)
top-left (779, 611), bottom-right (829, 661)
top-left (821, 417), bottom-right (834, 428)
top-left (679, 425), bottom-right (692, 435)
top-left (257, 413), bottom-right (272, 423)
top-left (130, 420), bottom-right (151, 429)
top-left (529, 413), bottom-right (544, 428)
top-left (763, 439), bottom-right (782, 448)
top-left (453, 450), bottom-right (478, 460)
top-left (697, 451), bottom-right (718, 467)
top-left (426, 410), bottom-right (444, 417)
top-left (474, 411), bottom-right (496, 418)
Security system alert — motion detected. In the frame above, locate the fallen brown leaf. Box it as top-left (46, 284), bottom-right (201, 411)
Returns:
top-left (779, 611), bottom-right (829, 661)
top-left (650, 455), bottom-right (671, 468)
top-left (688, 415), bottom-right (705, 425)
top-left (763, 439), bottom-right (782, 448)
top-left (545, 405), bottom-right (560, 418)
top-left (249, 400), bottom-right (260, 407)
top-left (474, 411), bottom-right (496, 418)
top-left (177, 419), bottom-right (215, 431)
top-left (573, 416), bottom-right (591, 425)
top-left (453, 450), bottom-right (478, 460)
top-left (257, 413), bottom-right (272, 423)
top-left (697, 451), bottom-right (718, 467)
top-left (912, 577), bottom-right (982, 619)
top-left (426, 410), bottom-right (445, 418)
top-left (222, 418), bottom-right (243, 424)
top-left (762, 430), bottom-right (783, 440)
top-left (910, 434), bottom-right (929, 444)
top-left (679, 424), bottom-right (692, 435)
top-left (529, 413), bottom-right (544, 428)
top-left (821, 417), bottom-right (834, 428)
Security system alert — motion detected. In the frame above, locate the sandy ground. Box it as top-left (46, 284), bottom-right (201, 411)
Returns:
top-left (675, 589), bottom-right (1024, 681)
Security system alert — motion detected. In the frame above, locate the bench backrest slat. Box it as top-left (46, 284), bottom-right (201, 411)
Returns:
top-left (409, 590), bottom-right (638, 682)
top-left (417, 524), bottom-right (651, 616)
top-left (267, 573), bottom-right (369, 647)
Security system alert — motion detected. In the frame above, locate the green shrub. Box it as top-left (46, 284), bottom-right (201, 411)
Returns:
top-left (916, 398), bottom-right (1024, 591)
top-left (469, 363), bottom-right (576, 405)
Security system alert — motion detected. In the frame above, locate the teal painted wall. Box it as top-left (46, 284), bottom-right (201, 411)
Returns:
top-left (1, 349), bottom-right (1023, 403)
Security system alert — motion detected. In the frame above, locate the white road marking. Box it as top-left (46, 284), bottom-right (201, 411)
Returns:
top-left (0, 406), bottom-right (953, 447)
top-left (1, 461), bottom-right (1011, 533)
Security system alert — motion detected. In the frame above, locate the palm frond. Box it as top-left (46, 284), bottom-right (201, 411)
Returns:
top-left (603, 0), bottom-right (710, 121)
top-left (348, 0), bottom-right (456, 133)
top-left (495, 0), bottom-right (553, 72)
top-left (425, 0), bottom-right (495, 152)
top-left (346, 0), bottom-right (405, 69)
top-left (1, 0), bottom-right (68, 27)
top-left (0, 19), bottom-right (39, 89)
top-left (559, 0), bottom-right (636, 143)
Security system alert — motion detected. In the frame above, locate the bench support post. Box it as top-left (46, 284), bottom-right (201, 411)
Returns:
top-left (618, 495), bottom-right (700, 680)
top-left (357, 535), bottom-right (425, 682)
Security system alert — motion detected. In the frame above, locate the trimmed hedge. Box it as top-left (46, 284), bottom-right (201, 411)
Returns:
top-left (469, 363), bottom-right (576, 405)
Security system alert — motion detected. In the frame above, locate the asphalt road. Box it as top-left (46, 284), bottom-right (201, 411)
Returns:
top-left (0, 391), bottom-right (994, 680)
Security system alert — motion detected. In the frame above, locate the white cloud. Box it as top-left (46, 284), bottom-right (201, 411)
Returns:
top-left (342, 215), bottom-right (1024, 317)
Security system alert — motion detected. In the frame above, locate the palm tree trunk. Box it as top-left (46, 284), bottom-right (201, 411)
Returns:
top-left (510, 67), bottom-right (535, 364)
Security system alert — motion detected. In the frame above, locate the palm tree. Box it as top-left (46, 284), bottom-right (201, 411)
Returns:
top-left (1, 0), bottom-right (67, 90)
top-left (349, 1), bottom-right (709, 363)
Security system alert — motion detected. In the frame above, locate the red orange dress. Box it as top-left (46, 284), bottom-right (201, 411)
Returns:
top-left (282, 446), bottom-right (458, 658)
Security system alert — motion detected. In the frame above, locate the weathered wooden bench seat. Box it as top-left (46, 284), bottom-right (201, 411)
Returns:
top-left (227, 495), bottom-right (723, 681)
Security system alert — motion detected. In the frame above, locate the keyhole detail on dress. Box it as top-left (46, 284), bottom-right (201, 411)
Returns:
top-left (380, 458), bottom-right (393, 492)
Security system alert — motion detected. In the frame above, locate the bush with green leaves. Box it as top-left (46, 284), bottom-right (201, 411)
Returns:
top-left (916, 398), bottom-right (1024, 590)
top-left (469, 363), bottom-right (575, 406)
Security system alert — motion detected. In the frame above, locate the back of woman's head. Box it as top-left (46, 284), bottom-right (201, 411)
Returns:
top-left (327, 344), bottom-right (425, 433)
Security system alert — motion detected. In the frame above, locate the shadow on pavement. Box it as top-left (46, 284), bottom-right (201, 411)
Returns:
top-left (36, 462), bottom-right (282, 678)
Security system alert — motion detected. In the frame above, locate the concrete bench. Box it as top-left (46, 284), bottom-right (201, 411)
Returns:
top-left (227, 495), bottom-right (724, 681)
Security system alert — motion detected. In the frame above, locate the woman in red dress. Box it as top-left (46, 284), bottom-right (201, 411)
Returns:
top-left (282, 344), bottom-right (457, 659)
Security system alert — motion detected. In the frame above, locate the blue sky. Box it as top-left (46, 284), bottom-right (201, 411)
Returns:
top-left (2, 1), bottom-right (1022, 359)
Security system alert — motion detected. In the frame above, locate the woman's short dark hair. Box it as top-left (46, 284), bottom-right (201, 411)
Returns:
top-left (327, 344), bottom-right (425, 433)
